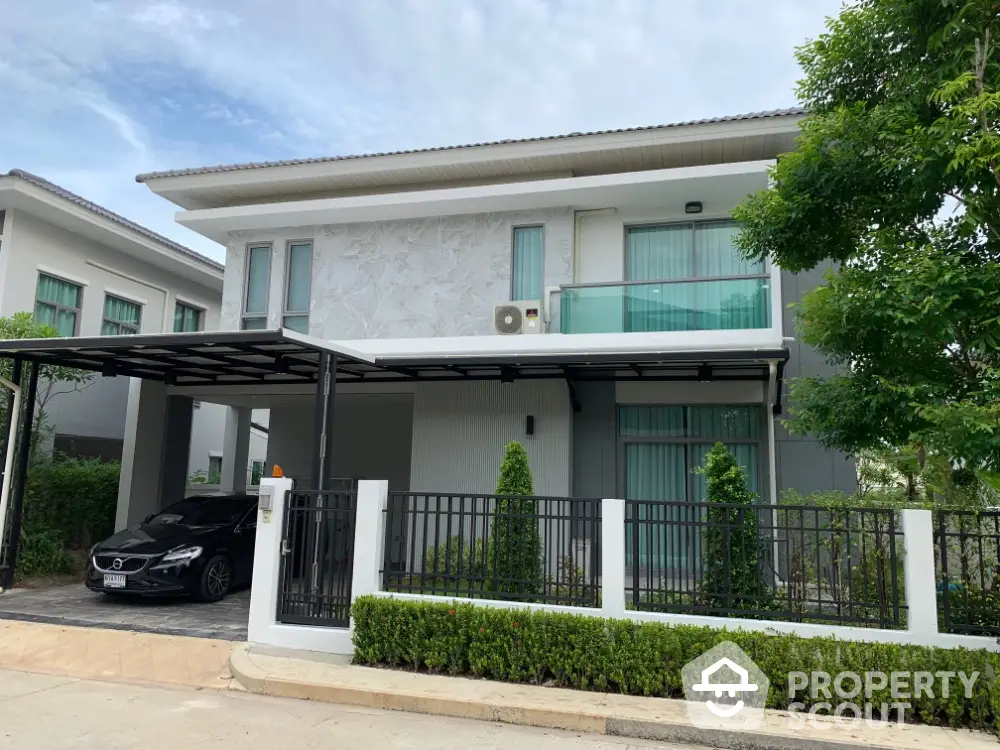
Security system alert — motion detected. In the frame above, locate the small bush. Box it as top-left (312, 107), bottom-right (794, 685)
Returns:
top-left (426, 536), bottom-right (489, 581)
top-left (24, 457), bottom-right (120, 550)
top-left (17, 526), bottom-right (74, 578)
top-left (488, 441), bottom-right (541, 595)
top-left (352, 595), bottom-right (1000, 733)
top-left (700, 442), bottom-right (770, 611)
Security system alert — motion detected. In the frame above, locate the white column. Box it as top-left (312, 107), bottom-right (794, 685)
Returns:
top-left (601, 498), bottom-right (626, 619)
top-left (351, 480), bottom-right (389, 606)
top-left (220, 406), bottom-right (251, 493)
top-left (247, 476), bottom-right (294, 645)
top-left (116, 378), bottom-right (167, 529)
top-left (902, 508), bottom-right (939, 640)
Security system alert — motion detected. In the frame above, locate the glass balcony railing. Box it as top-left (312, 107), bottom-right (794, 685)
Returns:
top-left (559, 276), bottom-right (771, 334)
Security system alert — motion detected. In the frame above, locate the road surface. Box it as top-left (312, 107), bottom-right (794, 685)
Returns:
top-left (0, 668), bottom-right (696, 749)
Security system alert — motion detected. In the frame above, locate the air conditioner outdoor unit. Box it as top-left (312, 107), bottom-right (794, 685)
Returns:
top-left (494, 301), bottom-right (543, 335)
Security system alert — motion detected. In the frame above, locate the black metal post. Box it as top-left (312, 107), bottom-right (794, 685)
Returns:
top-left (325, 352), bottom-right (338, 488)
top-left (311, 352), bottom-right (331, 491)
top-left (4, 362), bottom-right (39, 588)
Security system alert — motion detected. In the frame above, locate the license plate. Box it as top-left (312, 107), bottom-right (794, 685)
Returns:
top-left (103, 574), bottom-right (126, 589)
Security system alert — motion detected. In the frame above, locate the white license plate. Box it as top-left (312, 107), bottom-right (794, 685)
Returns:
top-left (103, 574), bottom-right (126, 589)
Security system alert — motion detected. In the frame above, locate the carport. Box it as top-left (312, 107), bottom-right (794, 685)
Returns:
top-left (0, 327), bottom-right (787, 637)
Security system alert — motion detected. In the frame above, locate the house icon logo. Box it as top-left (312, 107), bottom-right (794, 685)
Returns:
top-left (681, 641), bottom-right (769, 730)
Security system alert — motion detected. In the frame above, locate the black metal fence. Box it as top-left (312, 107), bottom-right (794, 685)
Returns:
top-left (625, 501), bottom-right (904, 628)
top-left (935, 509), bottom-right (1000, 636)
top-left (382, 493), bottom-right (601, 607)
top-left (277, 490), bottom-right (357, 627)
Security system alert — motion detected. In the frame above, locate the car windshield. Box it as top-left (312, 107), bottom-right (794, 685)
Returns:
top-left (149, 497), bottom-right (251, 527)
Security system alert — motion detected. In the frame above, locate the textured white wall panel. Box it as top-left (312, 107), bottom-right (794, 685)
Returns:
top-left (222, 208), bottom-right (573, 336)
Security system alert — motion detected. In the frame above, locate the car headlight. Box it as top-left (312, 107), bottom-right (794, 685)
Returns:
top-left (156, 546), bottom-right (203, 566)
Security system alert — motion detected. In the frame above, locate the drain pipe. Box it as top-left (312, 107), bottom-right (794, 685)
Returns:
top-left (0, 374), bottom-right (21, 591)
top-left (767, 361), bottom-right (782, 588)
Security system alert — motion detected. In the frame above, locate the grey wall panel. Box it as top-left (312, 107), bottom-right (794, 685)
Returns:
top-left (266, 393), bottom-right (414, 491)
top-left (776, 262), bottom-right (858, 494)
top-left (410, 380), bottom-right (571, 496)
top-left (571, 381), bottom-right (617, 499)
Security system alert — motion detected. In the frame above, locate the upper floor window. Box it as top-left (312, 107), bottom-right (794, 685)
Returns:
top-left (511, 225), bottom-right (544, 301)
top-left (283, 241), bottom-right (312, 334)
top-left (102, 294), bottom-right (142, 336)
top-left (625, 220), bottom-right (763, 282)
top-left (242, 244), bottom-right (271, 330)
top-left (174, 301), bottom-right (203, 332)
top-left (34, 273), bottom-right (81, 337)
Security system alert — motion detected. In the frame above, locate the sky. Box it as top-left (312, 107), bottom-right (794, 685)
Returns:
top-left (1, 0), bottom-right (845, 263)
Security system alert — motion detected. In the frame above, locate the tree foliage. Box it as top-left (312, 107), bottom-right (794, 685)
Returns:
top-left (733, 0), bottom-right (1000, 470)
top-left (700, 443), bottom-right (768, 610)
top-left (489, 441), bottom-right (541, 595)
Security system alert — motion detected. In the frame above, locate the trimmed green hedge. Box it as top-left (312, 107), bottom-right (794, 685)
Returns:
top-left (352, 596), bottom-right (1000, 733)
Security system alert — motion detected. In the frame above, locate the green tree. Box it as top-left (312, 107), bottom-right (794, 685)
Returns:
top-left (732, 0), bottom-right (1000, 471)
top-left (699, 443), bottom-right (768, 611)
top-left (0, 313), bottom-right (92, 456)
top-left (488, 441), bottom-right (541, 595)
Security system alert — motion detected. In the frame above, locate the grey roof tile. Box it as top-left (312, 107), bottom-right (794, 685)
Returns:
top-left (5, 169), bottom-right (224, 273)
top-left (135, 107), bottom-right (805, 183)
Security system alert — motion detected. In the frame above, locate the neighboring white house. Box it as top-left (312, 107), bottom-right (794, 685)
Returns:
top-left (0, 169), bottom-right (266, 486)
top-left (132, 107), bottom-right (854, 511)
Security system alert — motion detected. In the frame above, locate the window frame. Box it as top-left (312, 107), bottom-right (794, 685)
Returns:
top-left (510, 224), bottom-right (545, 302)
top-left (615, 403), bottom-right (766, 505)
top-left (242, 243), bottom-right (273, 330)
top-left (173, 300), bottom-right (205, 333)
top-left (282, 239), bottom-right (313, 333)
top-left (622, 218), bottom-right (770, 285)
top-left (101, 293), bottom-right (143, 336)
top-left (34, 272), bottom-right (83, 337)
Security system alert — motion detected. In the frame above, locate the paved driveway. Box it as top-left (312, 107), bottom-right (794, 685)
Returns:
top-left (0, 584), bottom-right (249, 640)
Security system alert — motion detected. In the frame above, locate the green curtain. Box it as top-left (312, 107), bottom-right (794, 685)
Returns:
top-left (245, 245), bottom-right (271, 314)
top-left (624, 443), bottom-right (689, 570)
top-left (286, 242), bottom-right (312, 313)
top-left (173, 304), bottom-right (201, 332)
top-left (626, 225), bottom-right (693, 332)
top-left (512, 226), bottom-right (544, 301)
top-left (36, 274), bottom-right (81, 307)
top-left (241, 317), bottom-right (267, 331)
top-left (34, 303), bottom-right (75, 337)
top-left (101, 296), bottom-right (140, 336)
top-left (619, 405), bottom-right (685, 437)
top-left (694, 221), bottom-right (763, 277)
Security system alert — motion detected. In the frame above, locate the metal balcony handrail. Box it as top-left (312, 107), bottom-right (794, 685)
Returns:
top-left (560, 273), bottom-right (770, 290)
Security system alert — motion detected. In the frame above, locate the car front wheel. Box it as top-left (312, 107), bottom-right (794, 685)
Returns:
top-left (197, 555), bottom-right (231, 602)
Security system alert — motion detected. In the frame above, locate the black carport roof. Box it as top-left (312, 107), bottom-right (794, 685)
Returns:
top-left (0, 329), bottom-right (788, 386)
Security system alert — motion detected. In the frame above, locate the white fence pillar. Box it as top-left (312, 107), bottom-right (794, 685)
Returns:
top-left (601, 498), bottom-right (626, 619)
top-left (901, 508), bottom-right (939, 640)
top-left (351, 480), bottom-right (389, 606)
top-left (248, 476), bottom-right (294, 644)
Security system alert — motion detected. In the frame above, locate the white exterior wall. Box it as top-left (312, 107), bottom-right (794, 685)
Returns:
top-left (187, 404), bottom-right (268, 479)
top-left (410, 380), bottom-right (572, 496)
top-left (220, 208), bottom-right (574, 336)
top-left (0, 208), bottom-right (229, 470)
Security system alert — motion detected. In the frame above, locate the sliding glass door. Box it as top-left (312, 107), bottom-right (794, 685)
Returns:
top-left (622, 405), bottom-right (762, 572)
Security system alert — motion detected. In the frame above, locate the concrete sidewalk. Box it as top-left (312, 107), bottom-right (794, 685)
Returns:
top-left (230, 645), bottom-right (999, 750)
top-left (0, 618), bottom-right (235, 689)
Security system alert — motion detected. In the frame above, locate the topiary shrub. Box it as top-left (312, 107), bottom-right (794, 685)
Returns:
top-left (24, 457), bottom-right (120, 550)
top-left (700, 442), bottom-right (770, 612)
top-left (426, 536), bottom-right (489, 584)
top-left (488, 441), bottom-right (542, 596)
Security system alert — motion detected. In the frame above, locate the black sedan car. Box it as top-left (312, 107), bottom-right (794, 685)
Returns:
top-left (85, 493), bottom-right (258, 602)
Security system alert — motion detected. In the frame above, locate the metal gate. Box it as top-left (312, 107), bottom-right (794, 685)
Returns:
top-left (277, 490), bottom-right (357, 627)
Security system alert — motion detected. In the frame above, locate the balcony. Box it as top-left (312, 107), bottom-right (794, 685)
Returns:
top-left (559, 276), bottom-right (771, 334)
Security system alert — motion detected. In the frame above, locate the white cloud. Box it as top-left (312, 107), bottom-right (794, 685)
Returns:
top-left (0, 0), bottom-right (843, 262)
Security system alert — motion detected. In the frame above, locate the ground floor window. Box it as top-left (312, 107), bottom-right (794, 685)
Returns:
top-left (620, 404), bottom-right (763, 570)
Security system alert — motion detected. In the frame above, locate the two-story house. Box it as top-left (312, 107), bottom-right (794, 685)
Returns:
top-left (0, 170), bottom-right (266, 499)
top-left (131, 107), bottom-right (854, 512)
